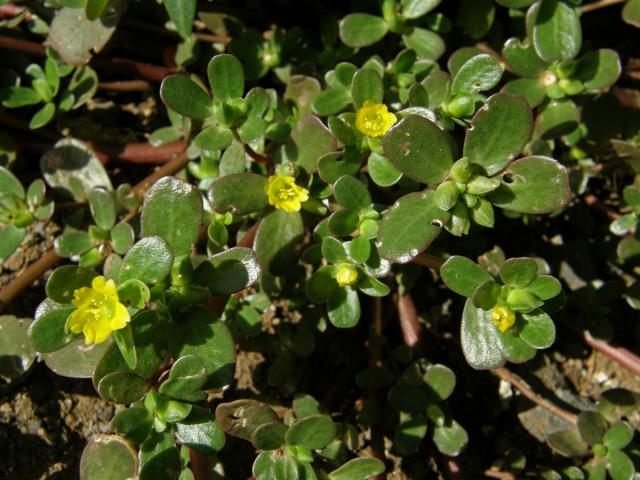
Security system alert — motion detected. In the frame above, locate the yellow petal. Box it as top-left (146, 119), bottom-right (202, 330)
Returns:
top-left (93, 321), bottom-right (112, 344)
top-left (111, 303), bottom-right (130, 330)
top-left (67, 309), bottom-right (85, 334)
top-left (71, 286), bottom-right (93, 308)
top-left (91, 275), bottom-right (106, 291)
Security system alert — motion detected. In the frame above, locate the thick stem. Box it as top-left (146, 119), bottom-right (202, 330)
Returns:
top-left (484, 470), bottom-right (517, 480)
top-left (584, 331), bottom-right (640, 378)
top-left (581, 0), bottom-right (625, 13)
top-left (367, 298), bottom-right (386, 479)
top-left (411, 253), bottom-right (444, 269)
top-left (189, 449), bottom-right (214, 480)
top-left (98, 80), bottom-right (152, 91)
top-left (492, 367), bottom-right (578, 425)
top-left (396, 293), bottom-right (422, 348)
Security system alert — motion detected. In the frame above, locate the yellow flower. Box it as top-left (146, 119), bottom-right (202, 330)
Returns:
top-left (492, 306), bottom-right (516, 333)
top-left (336, 264), bottom-right (359, 287)
top-left (265, 175), bottom-right (309, 213)
top-left (66, 276), bottom-right (130, 345)
top-left (355, 101), bottom-right (397, 137)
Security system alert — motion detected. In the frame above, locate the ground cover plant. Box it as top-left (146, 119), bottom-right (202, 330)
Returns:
top-left (1, 0), bottom-right (640, 478)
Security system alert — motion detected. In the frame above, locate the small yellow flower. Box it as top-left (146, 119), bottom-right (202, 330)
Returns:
top-left (492, 305), bottom-right (516, 333)
top-left (355, 101), bottom-right (397, 137)
top-left (265, 175), bottom-right (309, 213)
top-left (336, 264), bottom-right (359, 287)
top-left (66, 276), bottom-right (130, 345)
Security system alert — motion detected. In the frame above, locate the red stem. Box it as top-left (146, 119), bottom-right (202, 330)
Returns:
top-left (584, 331), bottom-right (640, 378)
top-left (396, 293), bottom-right (422, 348)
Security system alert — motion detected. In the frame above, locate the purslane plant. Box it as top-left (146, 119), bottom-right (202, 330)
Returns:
top-left (0, 0), bottom-right (638, 478)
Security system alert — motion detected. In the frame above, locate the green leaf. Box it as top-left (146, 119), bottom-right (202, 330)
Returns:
top-left (402, 27), bottom-right (445, 60)
top-left (88, 187), bottom-right (116, 230)
top-left (472, 279), bottom-right (501, 310)
top-left (98, 371), bottom-right (146, 403)
top-left (1, 87), bottom-right (41, 107)
top-left (288, 115), bottom-right (337, 174)
top-left (451, 53), bottom-right (503, 95)
top-left (285, 415), bottom-right (337, 449)
top-left (29, 102), bottom-right (56, 129)
top-left (498, 328), bottom-right (536, 363)
top-left (394, 412), bottom-right (428, 454)
top-left (216, 399), bottom-right (279, 442)
top-left (607, 449), bottom-right (635, 480)
top-left (339, 14), bottom-right (389, 48)
top-left (28, 304), bottom-right (74, 353)
top-left (112, 407), bottom-right (153, 445)
top-left (0, 315), bottom-right (36, 383)
top-left (546, 429), bottom-right (589, 457)
top-left (623, 0), bottom-right (640, 27)
top-left (322, 237), bottom-right (347, 263)
top-left (377, 191), bottom-right (449, 263)
top-left (164, 0), bottom-right (196, 39)
top-left (461, 299), bottom-right (505, 369)
top-left (159, 354), bottom-right (206, 401)
top-left (69, 66), bottom-right (98, 109)
top-left (48, 0), bottom-right (125, 65)
top-left (526, 275), bottom-right (561, 300)
top-left (502, 78), bottom-right (546, 108)
top-left (574, 49), bottom-right (621, 91)
top-left (160, 75), bottom-right (213, 119)
top-left (488, 156), bottom-right (571, 214)
top-left (502, 38), bottom-right (548, 79)
top-left (441, 256), bottom-right (493, 297)
top-left (534, 99), bottom-right (580, 140)
top-left (402, 0), bottom-right (441, 18)
top-left (43, 338), bottom-right (111, 379)
top-left (531, 0), bottom-right (582, 62)
top-left (0, 167), bottom-right (25, 198)
top-left (174, 307), bottom-right (236, 390)
top-left (421, 71), bottom-right (451, 110)
top-left (209, 173), bottom-right (268, 216)
top-left (141, 176), bottom-right (202, 257)
top-left (46, 266), bottom-right (98, 303)
top-left (207, 54), bottom-right (244, 101)
top-left (319, 149), bottom-right (363, 184)
top-left (113, 324), bottom-right (137, 370)
top-left (313, 88), bottom-right (352, 116)
top-left (519, 310), bottom-right (555, 348)
top-left (499, 258), bottom-right (538, 288)
top-left (253, 422), bottom-right (288, 450)
top-left (54, 231), bottom-right (93, 258)
top-left (254, 209), bottom-right (304, 276)
top-left (119, 236), bottom-right (173, 285)
top-left (0, 225), bottom-right (26, 263)
top-left (85, 0), bottom-right (109, 20)
top-left (111, 223), bottom-right (134, 256)
top-left (334, 175), bottom-right (371, 210)
top-left (328, 458), bottom-right (385, 480)
top-left (383, 115), bottom-right (456, 184)
top-left (307, 267), bottom-right (338, 304)
top-left (41, 138), bottom-right (112, 200)
top-left (432, 419), bottom-right (468, 456)
top-left (79, 435), bottom-right (138, 480)
top-left (193, 247), bottom-right (261, 295)
top-left (368, 152), bottom-right (402, 187)
top-left (577, 411), bottom-right (608, 445)
top-left (175, 407), bottom-right (226, 455)
top-left (457, 0), bottom-right (495, 39)
top-left (139, 431), bottom-right (181, 480)
top-left (463, 93), bottom-right (532, 176)
top-left (194, 125), bottom-right (233, 151)
top-left (423, 364), bottom-right (456, 401)
top-left (351, 69), bottom-right (383, 108)
top-left (603, 421), bottom-right (634, 450)
top-left (327, 286), bottom-right (361, 328)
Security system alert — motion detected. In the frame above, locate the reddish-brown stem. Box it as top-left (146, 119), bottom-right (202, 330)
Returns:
top-left (98, 80), bottom-right (152, 91)
top-left (411, 253), bottom-right (445, 269)
top-left (0, 4), bottom-right (31, 19)
top-left (367, 298), bottom-right (387, 479)
top-left (189, 449), bottom-right (214, 480)
top-left (581, 0), bottom-right (625, 13)
top-left (91, 140), bottom-right (188, 166)
top-left (231, 129), bottom-right (269, 164)
top-left (0, 249), bottom-right (62, 313)
top-left (484, 470), bottom-right (518, 480)
top-left (0, 35), bottom-right (175, 82)
top-left (492, 367), bottom-right (578, 425)
top-left (396, 293), bottom-right (422, 348)
top-left (584, 331), bottom-right (640, 378)
top-left (584, 194), bottom-right (620, 221)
